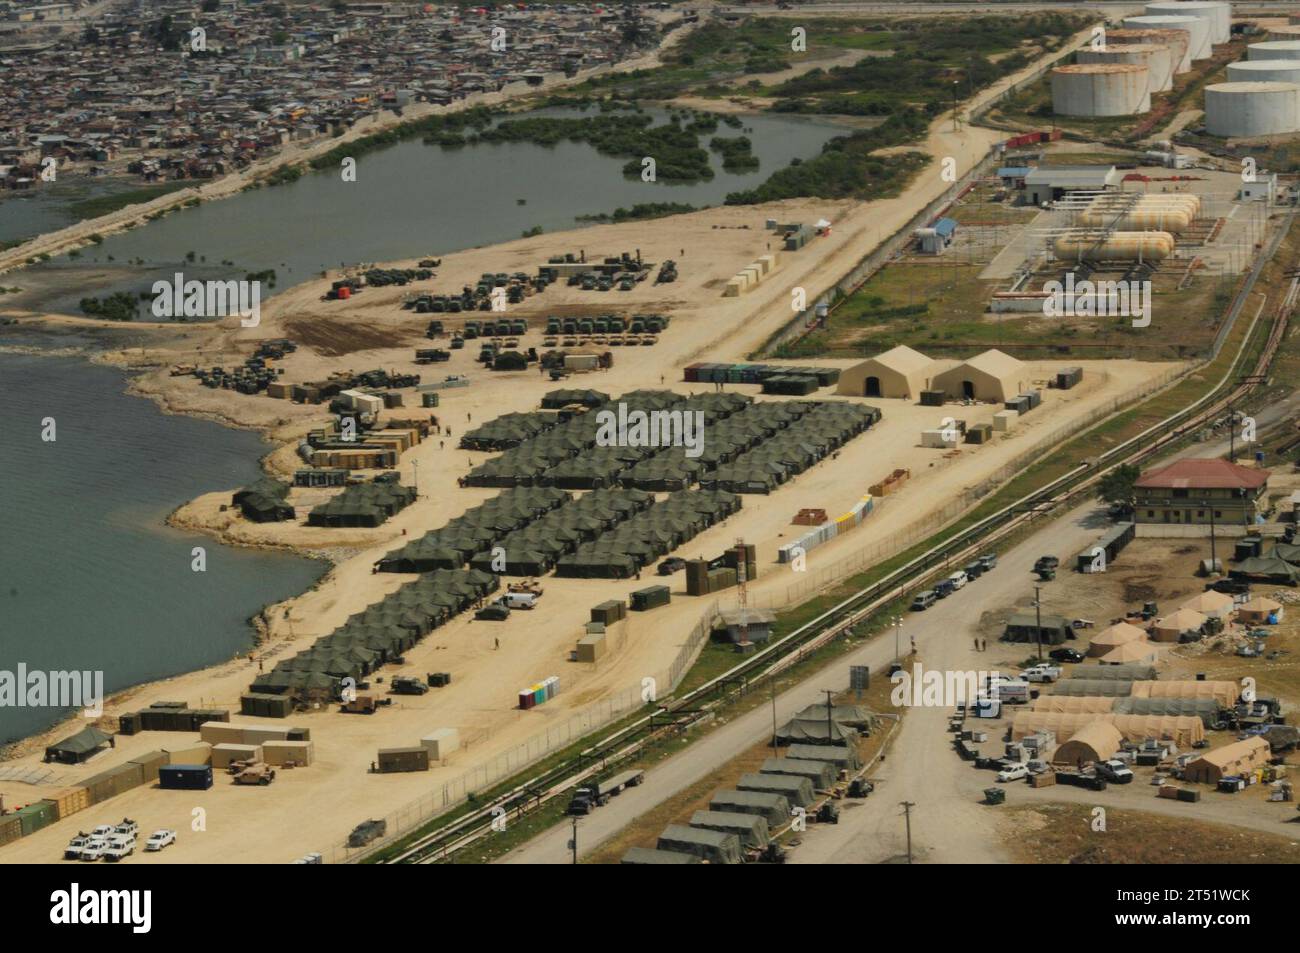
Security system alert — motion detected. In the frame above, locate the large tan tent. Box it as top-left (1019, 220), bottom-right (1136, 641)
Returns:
top-left (1031, 695), bottom-right (1116, 715)
top-left (836, 345), bottom-right (937, 400)
top-left (1052, 721), bottom-right (1124, 765)
top-left (1183, 736), bottom-right (1271, 784)
top-left (1237, 596), bottom-right (1283, 625)
top-left (1151, 608), bottom-right (1206, 642)
top-left (1097, 640), bottom-right (1158, 664)
top-left (1180, 590), bottom-right (1235, 619)
top-left (1087, 621), bottom-right (1149, 657)
top-left (1129, 679), bottom-right (1238, 707)
top-left (931, 349), bottom-right (1026, 403)
top-left (1011, 711), bottom-right (1206, 746)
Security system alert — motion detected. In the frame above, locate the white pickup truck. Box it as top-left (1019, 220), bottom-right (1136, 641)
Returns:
top-left (1019, 664), bottom-right (1062, 684)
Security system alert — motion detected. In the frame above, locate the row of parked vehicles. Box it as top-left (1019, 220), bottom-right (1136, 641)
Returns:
top-left (64, 820), bottom-right (176, 861)
top-left (909, 552), bottom-right (998, 611)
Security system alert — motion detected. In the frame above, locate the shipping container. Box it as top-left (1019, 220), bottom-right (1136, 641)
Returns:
top-left (377, 746), bottom-right (429, 773)
top-left (920, 389), bottom-right (945, 407)
top-left (159, 764), bottom-right (213, 790)
top-left (211, 743), bottom-right (262, 769)
top-left (0, 813), bottom-right (22, 847)
top-left (631, 585), bottom-right (671, 611)
top-left (577, 632), bottom-right (606, 663)
top-left (262, 740), bottom-right (314, 767)
top-left (420, 729), bottom-right (460, 761)
top-left (590, 599), bottom-right (627, 625)
top-left (16, 801), bottom-right (57, 837)
top-left (129, 750), bottom-right (168, 783)
top-left (44, 786), bottom-right (91, 821)
top-left (163, 742), bottom-right (213, 766)
top-left (1056, 366), bottom-right (1083, 390)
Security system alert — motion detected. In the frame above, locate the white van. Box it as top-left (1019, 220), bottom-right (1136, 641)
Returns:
top-left (502, 591), bottom-right (539, 610)
top-left (948, 570), bottom-right (968, 590)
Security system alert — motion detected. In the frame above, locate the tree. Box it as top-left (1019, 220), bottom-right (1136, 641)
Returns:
top-left (1097, 463), bottom-right (1141, 515)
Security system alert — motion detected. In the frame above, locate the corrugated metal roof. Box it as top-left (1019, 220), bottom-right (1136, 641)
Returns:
top-left (1023, 165), bottom-right (1117, 188)
top-left (997, 166), bottom-right (1032, 177)
top-left (934, 217), bottom-right (957, 236)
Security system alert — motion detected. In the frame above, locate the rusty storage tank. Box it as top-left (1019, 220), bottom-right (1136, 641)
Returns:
top-left (1052, 64), bottom-right (1152, 116)
top-left (1078, 43), bottom-right (1175, 91)
top-left (1123, 15), bottom-right (1211, 65)
top-left (1104, 28), bottom-right (1192, 74)
top-left (1054, 230), bottom-right (1177, 263)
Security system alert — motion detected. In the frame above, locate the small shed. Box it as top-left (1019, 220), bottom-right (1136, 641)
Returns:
top-left (717, 607), bottom-right (777, 643)
top-left (1183, 736), bottom-right (1271, 785)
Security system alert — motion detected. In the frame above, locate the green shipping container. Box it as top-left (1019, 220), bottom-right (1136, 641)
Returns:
top-left (16, 801), bottom-right (56, 837)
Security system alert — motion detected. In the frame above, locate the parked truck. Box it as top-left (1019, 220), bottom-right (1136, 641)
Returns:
top-left (234, 763), bottom-right (277, 786)
top-left (390, 676), bottom-right (428, 696)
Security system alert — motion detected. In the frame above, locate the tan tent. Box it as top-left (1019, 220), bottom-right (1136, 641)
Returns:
top-left (1183, 736), bottom-right (1271, 784)
top-left (836, 345), bottom-right (937, 400)
top-left (1087, 621), bottom-right (1148, 657)
top-left (1129, 679), bottom-right (1238, 707)
top-left (1237, 596), bottom-right (1282, 625)
top-left (1031, 695), bottom-right (1115, 715)
top-left (1097, 640), bottom-right (1158, 664)
top-left (1053, 721), bottom-right (1124, 765)
top-left (1179, 590), bottom-right (1235, 619)
top-left (1151, 608), bottom-right (1206, 642)
top-left (931, 349), bottom-right (1026, 403)
top-left (1011, 711), bottom-right (1205, 746)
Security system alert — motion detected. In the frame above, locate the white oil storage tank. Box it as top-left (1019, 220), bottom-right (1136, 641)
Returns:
top-left (1052, 64), bottom-right (1152, 116)
top-left (1078, 44), bottom-right (1175, 91)
top-left (1268, 25), bottom-right (1300, 43)
top-left (1144, 2), bottom-right (1231, 46)
top-left (1054, 231), bottom-right (1176, 263)
top-left (1105, 28), bottom-right (1192, 74)
top-left (1205, 82), bottom-right (1300, 137)
top-left (1247, 41), bottom-right (1300, 62)
top-left (1123, 15), bottom-right (1211, 65)
top-left (1227, 59), bottom-right (1300, 86)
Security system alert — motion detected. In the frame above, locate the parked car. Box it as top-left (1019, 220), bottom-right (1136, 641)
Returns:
top-left (997, 763), bottom-right (1030, 783)
top-left (1020, 664), bottom-right (1062, 684)
top-left (963, 561), bottom-right (984, 581)
top-left (102, 834), bottom-right (136, 862)
top-left (1049, 647), bottom-right (1086, 663)
top-left (112, 819), bottom-right (138, 838)
top-left (934, 579), bottom-right (955, 599)
top-left (501, 591), bottom-right (539, 610)
top-left (475, 603), bottom-right (511, 621)
top-left (64, 834), bottom-right (91, 860)
top-left (1208, 578), bottom-right (1250, 595)
top-left (657, 557), bottom-right (686, 576)
top-left (1096, 760), bottom-right (1135, 784)
top-left (910, 590), bottom-right (937, 611)
top-left (145, 830), bottom-right (176, 852)
top-left (978, 553), bottom-right (998, 571)
top-left (79, 838), bottom-right (109, 862)
top-left (948, 570), bottom-right (968, 591)
top-left (1033, 555), bottom-right (1059, 573)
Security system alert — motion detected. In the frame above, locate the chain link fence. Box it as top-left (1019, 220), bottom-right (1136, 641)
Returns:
top-left (318, 600), bottom-right (719, 864)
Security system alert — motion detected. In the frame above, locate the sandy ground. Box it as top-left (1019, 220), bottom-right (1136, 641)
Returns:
top-left (1, 20), bottom-right (1178, 865)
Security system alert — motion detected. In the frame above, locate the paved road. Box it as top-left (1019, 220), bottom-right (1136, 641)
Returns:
top-left (501, 500), bottom-right (1113, 864)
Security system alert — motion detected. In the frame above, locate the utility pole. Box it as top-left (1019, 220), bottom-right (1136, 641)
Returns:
top-left (823, 690), bottom-right (835, 745)
top-left (1205, 500), bottom-right (1218, 575)
top-left (771, 676), bottom-right (779, 755)
top-left (900, 801), bottom-right (915, 864)
top-left (569, 816), bottom-right (578, 865)
top-left (1034, 585), bottom-right (1044, 662)
top-left (893, 616), bottom-right (901, 663)
top-left (412, 459), bottom-right (419, 499)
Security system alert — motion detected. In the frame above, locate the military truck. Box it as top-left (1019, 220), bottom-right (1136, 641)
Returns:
top-left (233, 763), bottom-right (277, 786)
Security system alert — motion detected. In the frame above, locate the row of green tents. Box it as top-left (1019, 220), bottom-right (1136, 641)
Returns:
top-left (701, 402), bottom-right (880, 494)
top-left (464, 391), bottom-right (753, 489)
top-left (307, 480), bottom-right (417, 528)
top-left (248, 569), bottom-right (499, 696)
top-left (467, 488), bottom-right (656, 576)
top-left (1230, 542), bottom-right (1300, 585)
top-left (460, 411), bottom-right (560, 451)
top-left (375, 486), bottom-right (570, 573)
top-left (232, 477), bottom-right (295, 523)
top-left (555, 489), bottom-right (742, 579)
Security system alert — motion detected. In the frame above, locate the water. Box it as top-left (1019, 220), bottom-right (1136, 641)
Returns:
top-left (0, 353), bottom-right (327, 743)
top-left (11, 108), bottom-right (846, 317)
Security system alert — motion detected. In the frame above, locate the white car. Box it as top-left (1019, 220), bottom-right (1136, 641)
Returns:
top-left (90, 824), bottom-right (114, 839)
top-left (997, 763), bottom-right (1030, 783)
top-left (64, 835), bottom-right (91, 860)
top-left (102, 834), bottom-right (136, 862)
top-left (145, 830), bottom-right (176, 852)
top-left (948, 570), bottom-right (968, 590)
top-left (113, 818), bottom-right (139, 838)
top-left (79, 838), bottom-right (109, 861)
top-left (1019, 664), bottom-right (1062, 684)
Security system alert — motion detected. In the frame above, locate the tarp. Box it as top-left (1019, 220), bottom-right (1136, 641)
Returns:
top-left (792, 704), bottom-right (879, 731)
top-left (1129, 680), bottom-right (1238, 707)
top-left (1230, 556), bottom-right (1300, 584)
top-left (1011, 711), bottom-right (1205, 746)
top-left (1030, 695), bottom-right (1115, 715)
top-left (786, 742), bottom-right (861, 769)
top-left (1050, 678), bottom-right (1135, 698)
top-left (656, 824), bottom-right (743, 864)
top-left (760, 757), bottom-right (837, 789)
top-left (774, 718), bottom-right (859, 746)
top-left (45, 725), bottom-right (113, 761)
top-left (1097, 640), bottom-right (1157, 664)
top-left (709, 790), bottom-right (791, 827)
top-left (1179, 590), bottom-right (1235, 618)
top-left (1088, 621), bottom-right (1148, 656)
top-left (1066, 664), bottom-right (1157, 681)
top-left (620, 847), bottom-right (701, 865)
top-left (1184, 737), bottom-right (1271, 784)
top-left (1152, 608), bottom-right (1206, 642)
top-left (1113, 696), bottom-right (1222, 726)
top-left (737, 772), bottom-right (815, 808)
top-left (1053, 721), bottom-right (1124, 765)
top-left (689, 810), bottom-right (770, 849)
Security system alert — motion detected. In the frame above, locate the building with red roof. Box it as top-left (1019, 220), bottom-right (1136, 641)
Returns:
top-left (1134, 458), bottom-right (1271, 527)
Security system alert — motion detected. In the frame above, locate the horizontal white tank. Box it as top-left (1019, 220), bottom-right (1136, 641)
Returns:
top-left (1227, 59), bottom-right (1300, 86)
top-left (1054, 231), bottom-right (1177, 262)
top-left (1268, 25), bottom-right (1300, 42)
top-left (1052, 64), bottom-right (1152, 116)
top-left (1123, 15), bottom-right (1211, 65)
top-left (1204, 81), bottom-right (1300, 137)
top-left (1106, 28), bottom-right (1192, 74)
top-left (1078, 43), bottom-right (1175, 91)
top-left (1079, 196), bottom-right (1199, 232)
top-left (1247, 40), bottom-right (1300, 62)
top-left (1144, 2), bottom-right (1231, 45)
